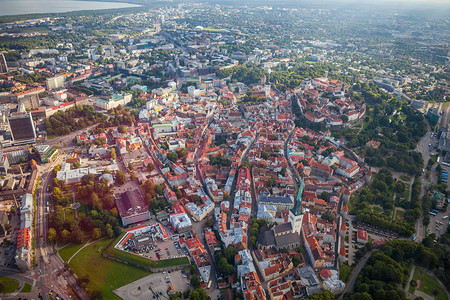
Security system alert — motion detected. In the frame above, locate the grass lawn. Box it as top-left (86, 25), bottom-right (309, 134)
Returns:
top-left (20, 282), bottom-right (32, 293)
top-left (409, 267), bottom-right (447, 300)
top-left (65, 209), bottom-right (76, 222)
top-left (400, 175), bottom-right (411, 182)
top-left (59, 243), bottom-right (85, 262)
top-left (69, 238), bottom-right (150, 300)
top-left (77, 204), bottom-right (88, 218)
top-left (0, 276), bottom-right (20, 293)
top-left (371, 206), bottom-right (382, 214)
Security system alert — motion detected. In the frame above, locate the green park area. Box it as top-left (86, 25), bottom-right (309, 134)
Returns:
top-left (409, 267), bottom-right (447, 300)
top-left (20, 282), bottom-right (32, 293)
top-left (0, 276), bottom-right (19, 293)
top-left (59, 243), bottom-right (85, 262)
top-left (68, 236), bottom-right (189, 299)
top-left (68, 238), bottom-right (150, 299)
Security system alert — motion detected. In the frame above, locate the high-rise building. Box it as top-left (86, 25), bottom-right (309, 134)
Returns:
top-left (0, 53), bottom-right (8, 74)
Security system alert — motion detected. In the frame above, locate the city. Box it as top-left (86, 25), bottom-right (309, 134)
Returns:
top-left (0, 1), bottom-right (448, 300)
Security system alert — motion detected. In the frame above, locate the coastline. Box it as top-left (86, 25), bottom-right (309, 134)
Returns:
top-left (0, 0), bottom-right (144, 21)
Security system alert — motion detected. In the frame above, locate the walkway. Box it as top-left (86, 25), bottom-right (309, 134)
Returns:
top-left (338, 250), bottom-right (376, 300)
top-left (66, 238), bottom-right (99, 264)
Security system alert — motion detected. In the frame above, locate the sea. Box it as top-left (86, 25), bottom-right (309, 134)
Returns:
top-left (0, 0), bottom-right (140, 17)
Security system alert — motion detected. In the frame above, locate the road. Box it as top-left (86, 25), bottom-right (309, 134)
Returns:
top-left (338, 250), bottom-right (376, 300)
top-left (33, 129), bottom-right (93, 300)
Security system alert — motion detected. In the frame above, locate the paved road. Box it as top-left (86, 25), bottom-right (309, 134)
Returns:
top-left (35, 152), bottom-right (90, 300)
top-left (338, 250), bottom-right (376, 300)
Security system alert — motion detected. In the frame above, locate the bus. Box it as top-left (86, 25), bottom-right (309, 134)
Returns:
top-left (412, 236), bottom-right (416, 241)
top-left (207, 281), bottom-right (212, 289)
top-left (429, 212), bottom-right (437, 216)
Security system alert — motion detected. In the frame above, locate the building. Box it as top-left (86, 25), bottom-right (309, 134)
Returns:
top-left (7, 113), bottom-right (37, 145)
top-left (15, 194), bottom-right (33, 271)
top-left (357, 229), bottom-right (368, 244)
top-left (115, 191), bottom-right (150, 227)
top-left (46, 75), bottom-right (65, 90)
top-left (170, 212), bottom-right (192, 233)
top-left (257, 193), bottom-right (294, 211)
top-left (34, 145), bottom-right (58, 163)
top-left (95, 92), bottom-right (132, 110)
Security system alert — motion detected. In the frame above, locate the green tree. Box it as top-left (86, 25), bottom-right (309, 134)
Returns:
top-left (190, 275), bottom-right (201, 289)
top-left (110, 148), bottom-right (117, 160)
top-left (115, 171), bottom-right (126, 185)
top-left (48, 228), bottom-right (57, 243)
top-left (92, 228), bottom-right (102, 240)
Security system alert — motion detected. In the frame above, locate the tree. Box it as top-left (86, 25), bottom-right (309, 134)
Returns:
top-left (105, 224), bottom-right (114, 238)
top-left (190, 288), bottom-right (209, 300)
top-left (115, 171), bottom-right (126, 185)
top-left (60, 229), bottom-right (70, 243)
top-left (190, 275), bottom-right (201, 289)
top-left (280, 167), bottom-right (287, 177)
top-left (261, 151), bottom-right (269, 160)
top-left (267, 177), bottom-right (276, 187)
top-left (71, 227), bottom-right (85, 244)
top-left (92, 228), bottom-right (102, 240)
top-left (306, 290), bottom-right (334, 300)
top-left (118, 125), bottom-right (127, 133)
top-left (48, 228), bottom-right (57, 243)
top-left (92, 192), bottom-right (102, 209)
top-left (147, 162), bottom-right (155, 171)
top-left (167, 152), bottom-right (178, 162)
top-left (320, 191), bottom-right (330, 201)
top-left (110, 148), bottom-right (117, 160)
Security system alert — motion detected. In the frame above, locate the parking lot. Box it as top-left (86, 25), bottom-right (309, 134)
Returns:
top-left (114, 270), bottom-right (191, 300)
top-left (141, 238), bottom-right (187, 261)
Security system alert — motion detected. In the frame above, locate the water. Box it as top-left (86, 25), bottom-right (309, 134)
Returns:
top-left (0, 0), bottom-right (140, 17)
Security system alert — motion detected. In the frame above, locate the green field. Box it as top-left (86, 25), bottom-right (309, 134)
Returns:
top-left (0, 276), bottom-right (20, 293)
top-left (59, 243), bottom-right (85, 262)
top-left (68, 238), bottom-right (150, 300)
top-left (409, 267), bottom-right (447, 300)
top-left (20, 282), bottom-right (32, 293)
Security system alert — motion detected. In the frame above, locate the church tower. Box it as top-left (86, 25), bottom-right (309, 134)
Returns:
top-left (289, 178), bottom-right (304, 234)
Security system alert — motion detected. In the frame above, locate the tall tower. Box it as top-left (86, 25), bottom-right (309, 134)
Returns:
top-left (0, 53), bottom-right (8, 74)
top-left (289, 178), bottom-right (304, 234)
